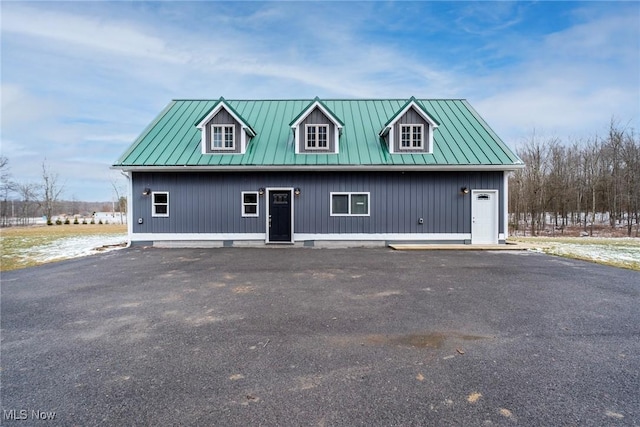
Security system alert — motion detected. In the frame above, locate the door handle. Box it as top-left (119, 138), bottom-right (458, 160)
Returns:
top-left (268, 215), bottom-right (272, 228)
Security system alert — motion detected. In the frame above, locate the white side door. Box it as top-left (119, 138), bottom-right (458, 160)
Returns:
top-left (471, 190), bottom-right (498, 244)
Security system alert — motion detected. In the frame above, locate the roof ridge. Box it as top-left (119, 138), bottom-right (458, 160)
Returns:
top-left (170, 98), bottom-right (469, 102)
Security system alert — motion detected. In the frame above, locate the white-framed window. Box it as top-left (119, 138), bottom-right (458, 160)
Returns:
top-left (152, 192), bottom-right (169, 217)
top-left (330, 192), bottom-right (370, 216)
top-left (241, 191), bottom-right (259, 217)
top-left (400, 124), bottom-right (423, 149)
top-left (211, 124), bottom-right (235, 150)
top-left (305, 124), bottom-right (329, 150)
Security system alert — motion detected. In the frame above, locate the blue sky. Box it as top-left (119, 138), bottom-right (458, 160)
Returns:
top-left (1, 1), bottom-right (639, 202)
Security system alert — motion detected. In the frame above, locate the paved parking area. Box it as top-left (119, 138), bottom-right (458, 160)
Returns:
top-left (2, 247), bottom-right (639, 426)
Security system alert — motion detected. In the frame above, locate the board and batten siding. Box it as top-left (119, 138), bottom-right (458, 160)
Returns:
top-left (131, 171), bottom-right (504, 237)
top-left (298, 107), bottom-right (336, 153)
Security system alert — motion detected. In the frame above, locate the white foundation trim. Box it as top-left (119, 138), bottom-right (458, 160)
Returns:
top-left (130, 232), bottom-right (473, 242)
top-left (294, 233), bottom-right (470, 241)
top-left (132, 233), bottom-right (265, 241)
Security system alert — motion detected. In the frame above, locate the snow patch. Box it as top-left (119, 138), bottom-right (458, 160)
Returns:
top-left (19, 234), bottom-right (127, 263)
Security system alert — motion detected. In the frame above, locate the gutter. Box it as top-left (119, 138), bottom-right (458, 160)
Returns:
top-left (111, 164), bottom-right (525, 173)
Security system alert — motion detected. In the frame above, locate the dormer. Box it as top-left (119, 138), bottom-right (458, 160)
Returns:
top-left (196, 97), bottom-right (256, 155)
top-left (379, 97), bottom-right (439, 154)
top-left (290, 97), bottom-right (344, 154)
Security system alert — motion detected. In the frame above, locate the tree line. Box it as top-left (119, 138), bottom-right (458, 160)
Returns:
top-left (510, 121), bottom-right (640, 237)
top-left (0, 157), bottom-right (126, 226)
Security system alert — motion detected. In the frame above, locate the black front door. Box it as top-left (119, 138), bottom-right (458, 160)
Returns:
top-left (268, 190), bottom-right (292, 242)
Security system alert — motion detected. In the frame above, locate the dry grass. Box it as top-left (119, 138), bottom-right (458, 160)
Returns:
top-left (1, 224), bottom-right (127, 271)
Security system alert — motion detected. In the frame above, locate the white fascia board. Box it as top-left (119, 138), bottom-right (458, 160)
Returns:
top-left (113, 163), bottom-right (525, 172)
top-left (196, 103), bottom-right (248, 130)
top-left (290, 101), bottom-right (343, 130)
top-left (396, 101), bottom-right (439, 129)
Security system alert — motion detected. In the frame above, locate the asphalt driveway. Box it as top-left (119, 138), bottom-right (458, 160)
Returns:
top-left (2, 247), bottom-right (639, 426)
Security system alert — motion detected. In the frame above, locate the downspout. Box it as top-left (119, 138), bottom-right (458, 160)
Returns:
top-left (120, 170), bottom-right (133, 248)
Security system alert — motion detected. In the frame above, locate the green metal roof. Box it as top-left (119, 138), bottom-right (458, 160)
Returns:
top-left (114, 98), bottom-right (523, 170)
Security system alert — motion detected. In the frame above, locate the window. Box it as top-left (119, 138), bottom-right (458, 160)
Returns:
top-left (242, 192), bottom-right (259, 217)
top-left (400, 124), bottom-right (423, 149)
top-left (330, 192), bottom-right (370, 216)
top-left (152, 192), bottom-right (169, 217)
top-left (306, 124), bottom-right (329, 150)
top-left (211, 125), bottom-right (235, 150)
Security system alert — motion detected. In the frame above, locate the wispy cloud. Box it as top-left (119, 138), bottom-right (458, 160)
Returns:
top-left (1, 1), bottom-right (638, 200)
top-left (2, 5), bottom-right (186, 64)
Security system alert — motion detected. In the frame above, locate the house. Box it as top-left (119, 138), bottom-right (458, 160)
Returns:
top-left (113, 97), bottom-right (523, 247)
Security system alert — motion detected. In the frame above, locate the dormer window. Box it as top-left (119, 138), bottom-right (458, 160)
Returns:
top-left (211, 124), bottom-right (235, 150)
top-left (306, 124), bottom-right (329, 150)
top-left (196, 97), bottom-right (256, 155)
top-left (379, 97), bottom-right (439, 154)
top-left (290, 97), bottom-right (344, 154)
top-left (400, 124), bottom-right (424, 150)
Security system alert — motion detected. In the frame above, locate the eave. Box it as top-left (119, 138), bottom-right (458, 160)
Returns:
top-left (112, 163), bottom-right (525, 172)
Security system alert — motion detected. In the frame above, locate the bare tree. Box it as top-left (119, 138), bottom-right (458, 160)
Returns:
top-left (110, 178), bottom-right (126, 224)
top-left (40, 160), bottom-right (64, 225)
top-left (16, 182), bottom-right (39, 225)
top-left (0, 156), bottom-right (16, 226)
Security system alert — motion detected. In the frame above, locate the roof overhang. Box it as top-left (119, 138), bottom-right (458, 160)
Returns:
top-left (112, 163), bottom-right (525, 173)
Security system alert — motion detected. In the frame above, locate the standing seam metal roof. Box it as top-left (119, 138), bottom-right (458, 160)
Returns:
top-left (114, 99), bottom-right (522, 168)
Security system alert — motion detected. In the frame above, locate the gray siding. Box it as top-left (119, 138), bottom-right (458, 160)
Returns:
top-left (393, 107), bottom-right (430, 153)
top-left (204, 108), bottom-right (243, 154)
top-left (299, 107), bottom-right (336, 153)
top-left (132, 171), bottom-right (504, 236)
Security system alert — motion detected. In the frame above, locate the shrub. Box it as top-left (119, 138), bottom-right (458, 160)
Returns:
top-left (64, 218), bottom-right (70, 225)
top-left (55, 219), bottom-right (63, 225)
top-left (82, 219), bottom-right (88, 224)
top-left (90, 219), bottom-right (95, 224)
top-left (73, 217), bottom-right (79, 224)
top-left (98, 219), bottom-right (103, 225)
top-left (47, 220), bottom-right (53, 226)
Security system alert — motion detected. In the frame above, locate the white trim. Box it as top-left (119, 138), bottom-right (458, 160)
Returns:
top-left (304, 124), bottom-right (330, 150)
top-left (196, 102), bottom-right (251, 154)
top-left (381, 101), bottom-right (438, 154)
top-left (241, 191), bottom-right (259, 217)
top-left (133, 233), bottom-right (265, 241)
top-left (265, 187), bottom-right (294, 244)
top-left (471, 189), bottom-right (499, 245)
top-left (399, 124), bottom-right (424, 150)
top-left (130, 232), bottom-right (470, 242)
top-left (114, 164), bottom-right (525, 172)
top-left (210, 124), bottom-right (236, 151)
top-left (294, 233), bottom-right (470, 241)
top-left (330, 192), bottom-right (370, 216)
top-left (151, 191), bottom-right (169, 217)
top-left (291, 101), bottom-right (342, 155)
top-left (123, 171), bottom-right (133, 246)
top-left (396, 100), bottom-right (439, 129)
top-left (503, 171), bottom-right (509, 237)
